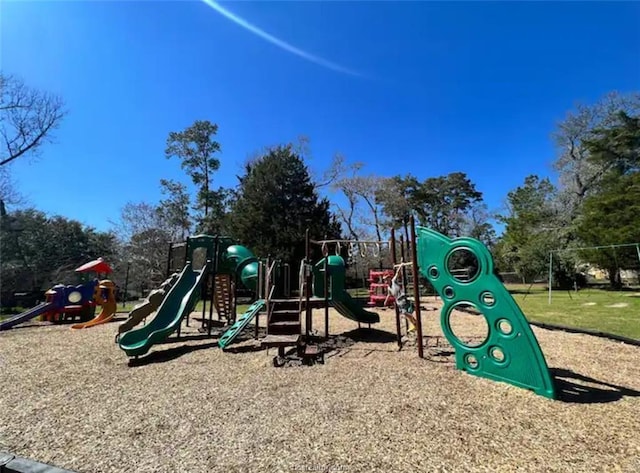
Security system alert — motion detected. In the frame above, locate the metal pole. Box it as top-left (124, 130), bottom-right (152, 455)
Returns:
top-left (305, 228), bottom-right (312, 337)
top-left (324, 255), bottom-right (329, 340)
top-left (208, 273), bottom-right (214, 335)
top-left (265, 257), bottom-right (271, 337)
top-left (255, 261), bottom-right (262, 339)
top-left (201, 280), bottom-right (206, 330)
top-left (122, 261), bottom-right (130, 309)
top-left (390, 228), bottom-right (402, 348)
top-left (232, 271), bottom-right (237, 323)
top-left (548, 251), bottom-right (553, 305)
top-left (285, 263), bottom-right (290, 297)
top-left (185, 239), bottom-right (191, 328)
top-left (208, 237), bottom-right (218, 337)
top-left (410, 216), bottom-right (424, 359)
top-left (399, 235), bottom-right (409, 332)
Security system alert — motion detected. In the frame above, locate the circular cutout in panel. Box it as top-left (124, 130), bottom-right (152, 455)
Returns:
top-left (465, 353), bottom-right (479, 369)
top-left (490, 346), bottom-right (506, 363)
top-left (446, 248), bottom-right (480, 283)
top-left (443, 286), bottom-right (455, 299)
top-left (447, 302), bottom-right (489, 348)
top-left (480, 291), bottom-right (495, 307)
top-left (428, 266), bottom-right (439, 279)
top-left (497, 319), bottom-right (513, 336)
top-left (67, 291), bottom-right (82, 304)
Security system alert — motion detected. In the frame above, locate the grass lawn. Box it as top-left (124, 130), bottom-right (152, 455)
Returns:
top-left (507, 284), bottom-right (640, 340)
top-left (352, 283), bottom-right (639, 340)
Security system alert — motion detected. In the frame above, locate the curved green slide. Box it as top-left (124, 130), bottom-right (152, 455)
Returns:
top-left (314, 255), bottom-right (380, 324)
top-left (119, 243), bottom-right (259, 357)
top-left (220, 244), bottom-right (258, 291)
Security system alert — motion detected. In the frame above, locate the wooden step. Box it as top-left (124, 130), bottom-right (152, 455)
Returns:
top-left (268, 298), bottom-right (300, 307)
top-left (269, 297), bottom-right (326, 305)
top-left (268, 321), bottom-right (301, 335)
top-left (269, 310), bottom-right (300, 323)
top-left (261, 334), bottom-right (301, 348)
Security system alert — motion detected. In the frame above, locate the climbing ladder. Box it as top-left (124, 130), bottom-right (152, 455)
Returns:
top-left (214, 274), bottom-right (234, 321)
top-left (218, 300), bottom-right (265, 349)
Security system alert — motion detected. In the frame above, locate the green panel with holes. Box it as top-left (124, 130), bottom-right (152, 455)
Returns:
top-left (416, 227), bottom-right (556, 399)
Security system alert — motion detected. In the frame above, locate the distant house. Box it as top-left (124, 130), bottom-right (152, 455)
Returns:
top-left (584, 265), bottom-right (639, 284)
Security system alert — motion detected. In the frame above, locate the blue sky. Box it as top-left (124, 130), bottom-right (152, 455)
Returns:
top-left (2, 1), bottom-right (639, 234)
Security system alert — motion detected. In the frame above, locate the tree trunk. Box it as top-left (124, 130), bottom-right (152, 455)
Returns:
top-left (608, 267), bottom-right (622, 289)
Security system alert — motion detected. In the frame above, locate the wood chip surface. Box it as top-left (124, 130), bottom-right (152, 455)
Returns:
top-left (1, 302), bottom-right (639, 473)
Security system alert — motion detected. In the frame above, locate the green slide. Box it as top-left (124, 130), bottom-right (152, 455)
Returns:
top-left (220, 244), bottom-right (258, 292)
top-left (331, 293), bottom-right (380, 325)
top-left (217, 300), bottom-right (265, 349)
top-left (314, 256), bottom-right (380, 324)
top-left (119, 261), bottom-right (211, 357)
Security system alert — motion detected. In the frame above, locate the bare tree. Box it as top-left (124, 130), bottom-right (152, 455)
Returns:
top-left (350, 175), bottom-right (385, 244)
top-left (0, 73), bottom-right (66, 167)
top-left (332, 162), bottom-right (388, 268)
top-left (330, 158), bottom-right (366, 236)
top-left (111, 202), bottom-right (164, 242)
top-left (110, 202), bottom-right (175, 293)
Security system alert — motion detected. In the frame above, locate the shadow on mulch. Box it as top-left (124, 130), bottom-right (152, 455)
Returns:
top-left (552, 368), bottom-right (640, 404)
top-left (189, 317), bottom-right (227, 328)
top-left (223, 343), bottom-right (264, 354)
top-left (128, 341), bottom-right (219, 367)
top-left (154, 333), bottom-right (221, 345)
top-left (341, 327), bottom-right (398, 343)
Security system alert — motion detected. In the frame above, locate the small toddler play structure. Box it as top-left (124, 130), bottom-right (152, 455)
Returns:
top-left (0, 258), bottom-right (116, 331)
top-left (70, 280), bottom-right (117, 329)
top-left (0, 285), bottom-right (67, 330)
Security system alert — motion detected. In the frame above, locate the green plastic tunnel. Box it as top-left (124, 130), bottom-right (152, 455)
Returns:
top-left (221, 245), bottom-right (259, 291)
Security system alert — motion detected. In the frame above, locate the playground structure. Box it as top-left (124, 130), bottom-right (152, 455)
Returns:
top-left (116, 221), bottom-right (557, 398)
top-left (118, 235), bottom-right (266, 357)
top-left (47, 257), bottom-right (115, 326)
top-left (0, 257), bottom-right (117, 331)
top-left (116, 272), bottom-right (180, 340)
top-left (3, 227), bottom-right (556, 399)
top-left (0, 280), bottom-right (99, 330)
top-left (217, 232), bottom-right (383, 364)
top-left (0, 221), bottom-right (558, 399)
top-left (71, 280), bottom-right (117, 329)
top-left (305, 220), bottom-right (556, 399)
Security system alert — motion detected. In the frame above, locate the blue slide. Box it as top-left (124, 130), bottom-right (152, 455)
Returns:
top-left (0, 302), bottom-right (55, 331)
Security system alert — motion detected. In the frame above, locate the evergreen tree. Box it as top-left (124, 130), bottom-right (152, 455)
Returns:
top-left (229, 144), bottom-right (341, 264)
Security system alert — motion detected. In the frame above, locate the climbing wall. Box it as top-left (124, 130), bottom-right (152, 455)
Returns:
top-left (415, 227), bottom-right (556, 399)
top-left (214, 274), bottom-right (234, 321)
